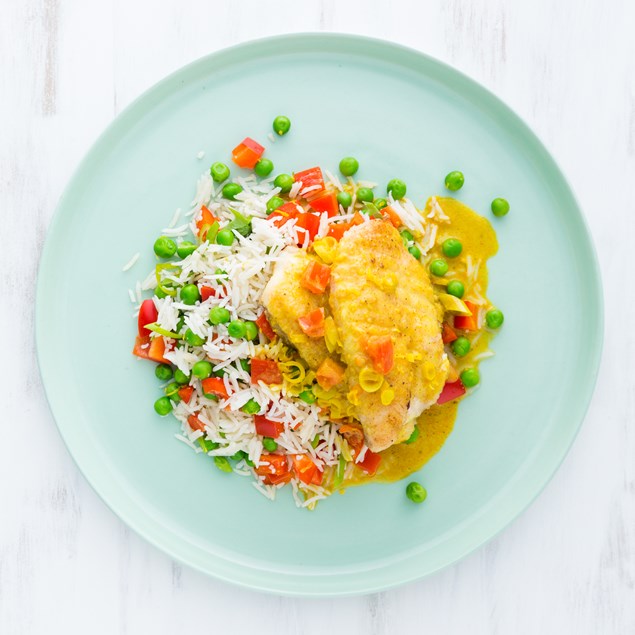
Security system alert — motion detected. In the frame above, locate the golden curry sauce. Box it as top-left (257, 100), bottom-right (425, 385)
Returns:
top-left (346, 197), bottom-right (498, 486)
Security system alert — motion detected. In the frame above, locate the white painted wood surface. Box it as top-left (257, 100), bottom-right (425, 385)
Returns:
top-left (1, 0), bottom-right (632, 632)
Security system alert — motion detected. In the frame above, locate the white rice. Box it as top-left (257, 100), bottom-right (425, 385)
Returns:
top-left (122, 252), bottom-right (140, 272)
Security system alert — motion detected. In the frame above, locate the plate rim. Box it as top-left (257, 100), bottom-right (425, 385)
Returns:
top-left (36, 32), bottom-right (604, 597)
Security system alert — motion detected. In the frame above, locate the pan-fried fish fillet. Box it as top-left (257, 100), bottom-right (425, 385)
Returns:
top-left (329, 221), bottom-right (449, 452)
top-left (260, 247), bottom-right (329, 369)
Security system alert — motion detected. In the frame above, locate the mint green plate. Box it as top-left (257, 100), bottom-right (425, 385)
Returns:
top-left (36, 34), bottom-right (602, 596)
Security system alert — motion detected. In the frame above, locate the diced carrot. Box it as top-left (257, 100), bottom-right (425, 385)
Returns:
top-left (132, 335), bottom-right (151, 360)
top-left (454, 301), bottom-right (479, 331)
top-left (256, 454), bottom-right (289, 477)
top-left (255, 312), bottom-right (277, 340)
top-left (250, 358), bottom-right (283, 385)
top-left (338, 423), bottom-right (364, 452)
top-left (381, 205), bottom-right (402, 228)
top-left (357, 449), bottom-right (381, 475)
top-left (327, 221), bottom-right (352, 241)
top-left (364, 335), bottom-right (394, 374)
top-left (300, 261), bottom-right (331, 294)
top-left (311, 466), bottom-right (324, 486)
top-left (201, 377), bottom-right (229, 399)
top-left (291, 454), bottom-right (319, 485)
top-left (187, 414), bottom-right (206, 432)
top-left (316, 358), bottom-right (346, 390)
top-left (178, 386), bottom-right (194, 404)
top-left (148, 336), bottom-right (170, 363)
top-left (309, 192), bottom-right (338, 217)
top-left (437, 380), bottom-right (466, 404)
top-left (442, 323), bottom-right (458, 343)
top-left (264, 472), bottom-right (293, 486)
top-left (254, 415), bottom-right (284, 438)
top-left (231, 137), bottom-right (265, 169)
top-left (351, 211), bottom-right (366, 227)
top-left (298, 308), bottom-right (326, 338)
top-left (294, 166), bottom-right (325, 196)
top-left (138, 299), bottom-right (158, 337)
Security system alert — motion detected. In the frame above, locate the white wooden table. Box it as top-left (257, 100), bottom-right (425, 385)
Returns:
top-left (2, 1), bottom-right (632, 632)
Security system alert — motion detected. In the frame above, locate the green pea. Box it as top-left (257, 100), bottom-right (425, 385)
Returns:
top-left (155, 363), bottom-right (173, 381)
top-left (356, 187), bottom-right (374, 203)
top-left (429, 259), bottom-right (449, 277)
top-left (387, 179), bottom-right (407, 200)
top-left (400, 229), bottom-right (414, 244)
top-left (184, 328), bottom-right (205, 347)
top-left (192, 360), bottom-right (213, 379)
top-left (255, 158), bottom-right (274, 178)
top-left (408, 245), bottom-right (422, 260)
top-left (444, 171), bottom-right (465, 191)
top-left (446, 280), bottom-right (465, 298)
top-left (214, 456), bottom-right (233, 473)
top-left (209, 306), bottom-right (231, 325)
top-left (339, 157), bottom-right (359, 177)
top-left (299, 389), bottom-right (316, 404)
top-left (210, 162), bottom-right (230, 183)
top-left (273, 173), bottom-right (294, 193)
top-left (491, 198), bottom-right (510, 217)
top-left (176, 241), bottom-right (197, 259)
top-left (460, 368), bottom-right (480, 388)
top-left (241, 398), bottom-right (261, 414)
top-left (222, 182), bottom-right (243, 200)
top-left (263, 437), bottom-right (278, 452)
top-left (404, 426), bottom-right (420, 444)
top-left (267, 196), bottom-right (285, 214)
top-left (227, 320), bottom-right (247, 339)
top-left (452, 336), bottom-right (470, 357)
top-left (154, 396), bottom-right (173, 416)
top-left (180, 284), bottom-right (200, 305)
top-left (244, 321), bottom-right (259, 341)
top-left (486, 308), bottom-right (505, 329)
top-left (442, 238), bottom-right (463, 258)
top-left (164, 382), bottom-right (181, 402)
top-left (406, 481), bottom-right (427, 504)
top-left (374, 198), bottom-right (387, 210)
top-left (155, 286), bottom-right (168, 299)
top-left (239, 359), bottom-right (251, 373)
top-left (216, 228), bottom-right (235, 246)
top-left (273, 115), bottom-right (291, 136)
top-left (174, 369), bottom-right (190, 385)
top-left (336, 191), bottom-right (352, 208)
top-left (153, 236), bottom-right (177, 258)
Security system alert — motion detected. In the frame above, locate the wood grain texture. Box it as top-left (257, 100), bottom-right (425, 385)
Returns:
top-left (1, 0), bottom-right (632, 633)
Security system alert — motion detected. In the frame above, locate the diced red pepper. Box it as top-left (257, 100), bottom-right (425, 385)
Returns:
top-left (132, 335), bottom-right (151, 360)
top-left (357, 449), bottom-right (381, 475)
top-left (148, 336), bottom-right (170, 363)
top-left (256, 454), bottom-right (289, 478)
top-left (138, 299), bottom-right (158, 337)
top-left (327, 221), bottom-right (352, 241)
top-left (364, 335), bottom-right (394, 375)
top-left (295, 212), bottom-right (321, 245)
top-left (311, 466), bottom-right (324, 485)
top-left (294, 166), bottom-right (325, 197)
top-left (254, 415), bottom-right (284, 439)
top-left (200, 286), bottom-right (217, 301)
top-left (298, 308), bottom-right (326, 338)
top-left (187, 414), bottom-right (206, 432)
top-left (178, 386), bottom-right (194, 404)
top-left (442, 323), bottom-right (458, 343)
top-left (454, 301), bottom-right (479, 331)
top-left (264, 472), bottom-right (293, 486)
top-left (437, 380), bottom-right (467, 404)
top-left (316, 358), bottom-right (346, 389)
top-left (309, 192), bottom-right (338, 217)
top-left (231, 137), bottom-right (265, 169)
top-left (300, 260), bottom-right (331, 294)
top-left (201, 377), bottom-right (229, 399)
top-left (250, 358), bottom-right (283, 385)
top-left (268, 201), bottom-right (302, 228)
top-left (255, 312), bottom-right (277, 341)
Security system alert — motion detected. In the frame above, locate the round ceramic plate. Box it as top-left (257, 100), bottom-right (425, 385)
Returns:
top-left (36, 34), bottom-right (602, 596)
